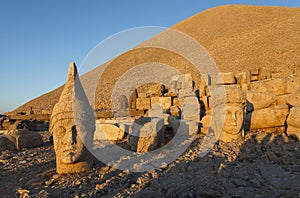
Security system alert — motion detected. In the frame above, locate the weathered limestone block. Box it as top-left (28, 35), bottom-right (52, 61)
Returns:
top-left (94, 123), bottom-right (125, 141)
top-left (287, 88), bottom-right (300, 107)
top-left (0, 135), bottom-right (16, 151)
top-left (258, 68), bottom-right (271, 80)
top-left (150, 97), bottom-right (171, 110)
top-left (277, 94), bottom-right (290, 105)
top-left (169, 106), bottom-right (180, 116)
top-left (286, 125), bottom-right (300, 140)
top-left (217, 72), bottom-right (236, 85)
top-left (172, 98), bottom-right (180, 106)
top-left (5, 129), bottom-right (43, 149)
top-left (246, 91), bottom-right (277, 110)
top-left (249, 105), bottom-right (289, 130)
top-left (137, 83), bottom-right (163, 97)
top-left (136, 97), bottom-right (151, 110)
top-left (235, 72), bottom-right (250, 84)
top-left (128, 118), bottom-right (164, 152)
top-left (16, 131), bottom-right (43, 149)
top-left (50, 62), bottom-right (95, 174)
top-left (200, 113), bottom-right (212, 134)
top-left (250, 78), bottom-right (287, 95)
top-left (181, 96), bottom-right (200, 122)
top-left (287, 107), bottom-right (300, 128)
top-left (251, 68), bottom-right (260, 76)
top-left (211, 85), bottom-right (245, 106)
top-left (286, 74), bottom-right (300, 94)
top-left (171, 120), bottom-right (199, 136)
top-left (241, 83), bottom-right (250, 91)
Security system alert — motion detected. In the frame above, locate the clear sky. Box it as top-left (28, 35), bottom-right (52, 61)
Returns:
top-left (0, 0), bottom-right (299, 114)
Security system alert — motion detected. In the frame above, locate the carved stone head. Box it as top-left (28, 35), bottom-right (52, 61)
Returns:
top-left (50, 62), bottom-right (95, 174)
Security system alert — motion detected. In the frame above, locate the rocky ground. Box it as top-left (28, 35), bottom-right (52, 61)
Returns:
top-left (0, 131), bottom-right (299, 198)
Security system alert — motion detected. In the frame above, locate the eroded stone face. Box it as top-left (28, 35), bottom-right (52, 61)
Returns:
top-left (50, 62), bottom-right (95, 174)
top-left (222, 105), bottom-right (244, 135)
top-left (52, 119), bottom-right (86, 164)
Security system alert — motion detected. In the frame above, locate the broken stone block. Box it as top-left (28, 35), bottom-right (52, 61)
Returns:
top-left (94, 123), bottom-right (125, 141)
top-left (169, 106), bottom-right (180, 116)
top-left (241, 83), bottom-right (250, 91)
top-left (217, 72), bottom-right (236, 85)
top-left (148, 103), bottom-right (164, 118)
top-left (286, 74), bottom-right (300, 94)
top-left (172, 98), bottom-right (180, 106)
top-left (251, 68), bottom-right (260, 76)
top-left (128, 118), bottom-right (164, 152)
top-left (287, 88), bottom-right (300, 107)
top-left (137, 83), bottom-right (163, 97)
top-left (287, 107), bottom-right (300, 128)
top-left (235, 72), bottom-right (250, 84)
top-left (286, 125), bottom-right (300, 140)
top-left (277, 94), bottom-right (290, 105)
top-left (200, 113), bottom-right (212, 134)
top-left (136, 97), bottom-right (151, 110)
top-left (250, 78), bottom-right (287, 95)
top-left (246, 91), bottom-right (277, 110)
top-left (5, 129), bottom-right (43, 150)
top-left (259, 68), bottom-right (271, 80)
top-left (249, 105), bottom-right (289, 130)
top-left (181, 96), bottom-right (200, 122)
top-left (16, 132), bottom-right (43, 149)
top-left (150, 97), bottom-right (171, 110)
top-left (171, 120), bottom-right (199, 136)
top-left (0, 135), bottom-right (16, 151)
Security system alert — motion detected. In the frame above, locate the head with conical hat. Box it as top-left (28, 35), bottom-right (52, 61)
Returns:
top-left (50, 62), bottom-right (95, 174)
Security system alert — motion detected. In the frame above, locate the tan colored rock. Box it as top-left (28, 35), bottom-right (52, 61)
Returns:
top-left (287, 107), bottom-right (300, 127)
top-left (169, 106), bottom-right (180, 116)
top-left (148, 103), bottom-right (164, 118)
top-left (277, 94), bottom-right (290, 105)
top-left (251, 68), bottom-right (260, 76)
top-left (235, 72), bottom-right (250, 84)
top-left (246, 91), bottom-right (277, 110)
top-left (171, 120), bottom-right (199, 136)
top-left (250, 78), bottom-right (287, 95)
top-left (94, 123), bottom-right (125, 141)
top-left (50, 62), bottom-right (95, 174)
top-left (129, 118), bottom-right (164, 152)
top-left (181, 96), bottom-right (200, 122)
top-left (286, 74), bottom-right (300, 94)
top-left (211, 85), bottom-right (245, 106)
top-left (137, 83), bottom-right (163, 97)
top-left (217, 72), bottom-right (236, 85)
top-left (287, 88), bottom-right (300, 107)
top-left (136, 97), bottom-right (151, 110)
top-left (172, 98), bottom-right (180, 106)
top-left (200, 113), bottom-right (212, 134)
top-left (150, 97), bottom-right (171, 110)
top-left (241, 83), bottom-right (250, 91)
top-left (286, 125), bottom-right (300, 140)
top-left (249, 105), bottom-right (289, 130)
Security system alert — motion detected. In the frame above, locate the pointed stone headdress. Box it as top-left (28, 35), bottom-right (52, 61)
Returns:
top-left (50, 62), bottom-right (95, 134)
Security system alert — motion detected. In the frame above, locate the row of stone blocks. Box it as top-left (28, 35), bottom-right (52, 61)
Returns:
top-left (0, 129), bottom-right (43, 151)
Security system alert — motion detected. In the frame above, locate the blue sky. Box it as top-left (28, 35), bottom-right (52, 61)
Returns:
top-left (0, 0), bottom-right (299, 113)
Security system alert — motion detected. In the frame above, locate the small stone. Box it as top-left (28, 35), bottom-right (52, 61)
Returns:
top-left (75, 180), bottom-right (81, 185)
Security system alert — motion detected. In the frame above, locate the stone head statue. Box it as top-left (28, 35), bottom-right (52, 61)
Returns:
top-left (50, 62), bottom-right (95, 174)
top-left (211, 86), bottom-right (246, 142)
